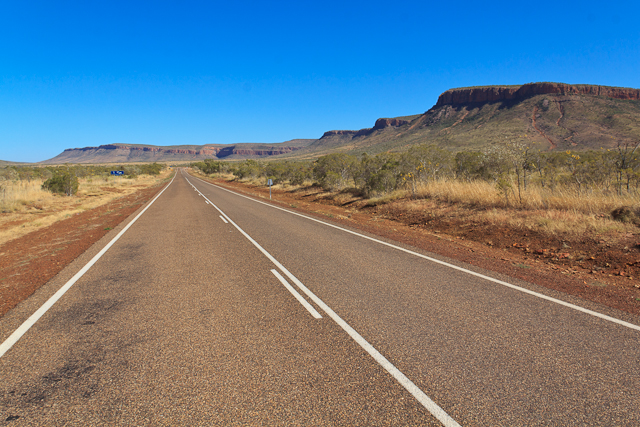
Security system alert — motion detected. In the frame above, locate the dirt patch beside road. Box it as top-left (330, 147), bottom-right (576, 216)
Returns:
top-left (0, 183), bottom-right (166, 318)
top-left (198, 175), bottom-right (640, 316)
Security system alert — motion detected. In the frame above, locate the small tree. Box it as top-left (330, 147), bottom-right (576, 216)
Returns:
top-left (313, 153), bottom-right (357, 190)
top-left (613, 141), bottom-right (640, 194)
top-left (454, 151), bottom-right (484, 181)
top-left (42, 169), bottom-right (79, 196)
top-left (402, 144), bottom-right (453, 183)
top-left (358, 153), bottom-right (400, 196)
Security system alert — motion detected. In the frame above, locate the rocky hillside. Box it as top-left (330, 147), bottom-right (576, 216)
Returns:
top-left (41, 140), bottom-right (314, 164)
top-left (295, 82), bottom-right (640, 158)
top-left (435, 83), bottom-right (640, 107)
top-left (39, 82), bottom-right (640, 164)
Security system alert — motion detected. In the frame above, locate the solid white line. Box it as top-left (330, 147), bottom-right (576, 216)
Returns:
top-left (189, 174), bottom-right (640, 333)
top-left (219, 215), bottom-right (228, 224)
top-left (0, 173), bottom-right (177, 359)
top-left (184, 175), bottom-right (460, 427)
top-left (271, 269), bottom-right (322, 319)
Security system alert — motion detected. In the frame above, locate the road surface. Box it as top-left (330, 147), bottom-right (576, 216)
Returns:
top-left (1, 170), bottom-right (639, 426)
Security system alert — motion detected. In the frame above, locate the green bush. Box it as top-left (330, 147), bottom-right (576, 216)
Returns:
top-left (191, 160), bottom-right (221, 175)
top-left (233, 160), bottom-right (263, 180)
top-left (42, 170), bottom-right (79, 196)
top-left (142, 162), bottom-right (164, 175)
top-left (313, 153), bottom-right (358, 190)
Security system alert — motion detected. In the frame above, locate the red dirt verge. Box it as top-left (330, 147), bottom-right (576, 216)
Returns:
top-left (0, 183), bottom-right (166, 318)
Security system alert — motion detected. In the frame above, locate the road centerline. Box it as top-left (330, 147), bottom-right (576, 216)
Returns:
top-left (270, 269), bottom-right (322, 319)
top-left (184, 172), bottom-right (462, 427)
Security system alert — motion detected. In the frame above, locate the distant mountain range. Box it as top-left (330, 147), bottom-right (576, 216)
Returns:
top-left (297, 82), bottom-right (640, 158)
top-left (40, 140), bottom-right (315, 164)
top-left (0, 160), bottom-right (24, 166)
top-left (22, 82), bottom-right (640, 164)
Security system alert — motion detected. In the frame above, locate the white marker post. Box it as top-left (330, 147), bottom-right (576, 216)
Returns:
top-left (267, 178), bottom-right (273, 200)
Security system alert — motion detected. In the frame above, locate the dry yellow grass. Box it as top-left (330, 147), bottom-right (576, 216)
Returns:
top-left (192, 170), bottom-right (639, 239)
top-left (203, 172), bottom-right (315, 194)
top-left (391, 178), bottom-right (640, 238)
top-left (0, 170), bottom-right (172, 246)
top-left (412, 179), bottom-right (640, 214)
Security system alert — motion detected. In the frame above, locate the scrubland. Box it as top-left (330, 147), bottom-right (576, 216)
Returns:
top-left (192, 144), bottom-right (640, 244)
top-left (0, 167), bottom-right (171, 246)
top-left (374, 179), bottom-right (640, 238)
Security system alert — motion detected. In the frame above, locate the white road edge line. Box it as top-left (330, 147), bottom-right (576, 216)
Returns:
top-left (190, 173), bottom-right (640, 333)
top-left (184, 174), bottom-right (460, 427)
top-left (271, 269), bottom-right (322, 319)
top-left (219, 215), bottom-right (228, 224)
top-left (0, 173), bottom-right (177, 359)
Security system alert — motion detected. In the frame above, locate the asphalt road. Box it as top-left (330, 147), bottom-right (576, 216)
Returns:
top-left (1, 170), bottom-right (639, 426)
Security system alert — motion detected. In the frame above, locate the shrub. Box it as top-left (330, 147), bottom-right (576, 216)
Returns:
top-left (233, 160), bottom-right (263, 180)
top-left (140, 162), bottom-right (164, 175)
top-left (358, 153), bottom-right (400, 196)
top-left (42, 170), bottom-right (79, 196)
top-left (192, 160), bottom-right (222, 175)
top-left (313, 153), bottom-right (357, 190)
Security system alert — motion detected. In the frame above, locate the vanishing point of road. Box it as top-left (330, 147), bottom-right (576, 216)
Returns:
top-left (1, 170), bottom-right (639, 426)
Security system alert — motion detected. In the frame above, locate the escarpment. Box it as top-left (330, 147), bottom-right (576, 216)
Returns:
top-left (45, 142), bottom-right (310, 164)
top-left (312, 82), bottom-right (640, 154)
top-left (320, 117), bottom-right (410, 141)
top-left (42, 82), bottom-right (640, 164)
top-left (436, 83), bottom-right (640, 107)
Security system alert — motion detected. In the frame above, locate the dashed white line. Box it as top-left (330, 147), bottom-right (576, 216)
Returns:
top-left (219, 215), bottom-right (228, 224)
top-left (184, 174), bottom-right (461, 427)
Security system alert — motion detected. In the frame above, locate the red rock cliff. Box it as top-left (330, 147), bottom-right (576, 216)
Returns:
top-left (373, 118), bottom-right (410, 130)
top-left (59, 144), bottom-right (299, 159)
top-left (435, 83), bottom-right (640, 107)
top-left (320, 130), bottom-right (359, 138)
top-left (320, 118), bottom-right (409, 140)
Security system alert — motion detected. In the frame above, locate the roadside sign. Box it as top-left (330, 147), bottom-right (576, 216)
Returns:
top-left (267, 179), bottom-right (273, 185)
top-left (111, 171), bottom-right (124, 176)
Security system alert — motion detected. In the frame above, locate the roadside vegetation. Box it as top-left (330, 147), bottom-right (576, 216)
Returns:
top-left (191, 142), bottom-right (640, 239)
top-left (0, 163), bottom-right (169, 245)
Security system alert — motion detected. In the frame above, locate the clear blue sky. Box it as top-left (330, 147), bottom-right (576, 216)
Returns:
top-left (1, 0), bottom-right (639, 162)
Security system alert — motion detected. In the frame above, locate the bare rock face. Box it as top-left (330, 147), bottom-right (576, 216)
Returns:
top-left (49, 143), bottom-right (303, 163)
top-left (230, 147), bottom-right (298, 156)
top-left (321, 130), bottom-right (359, 138)
top-left (435, 83), bottom-right (640, 107)
top-left (320, 118), bottom-right (409, 140)
top-left (436, 86), bottom-right (520, 106)
top-left (373, 118), bottom-right (410, 130)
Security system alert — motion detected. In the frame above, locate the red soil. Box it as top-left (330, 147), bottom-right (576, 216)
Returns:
top-left (0, 184), bottom-right (165, 317)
